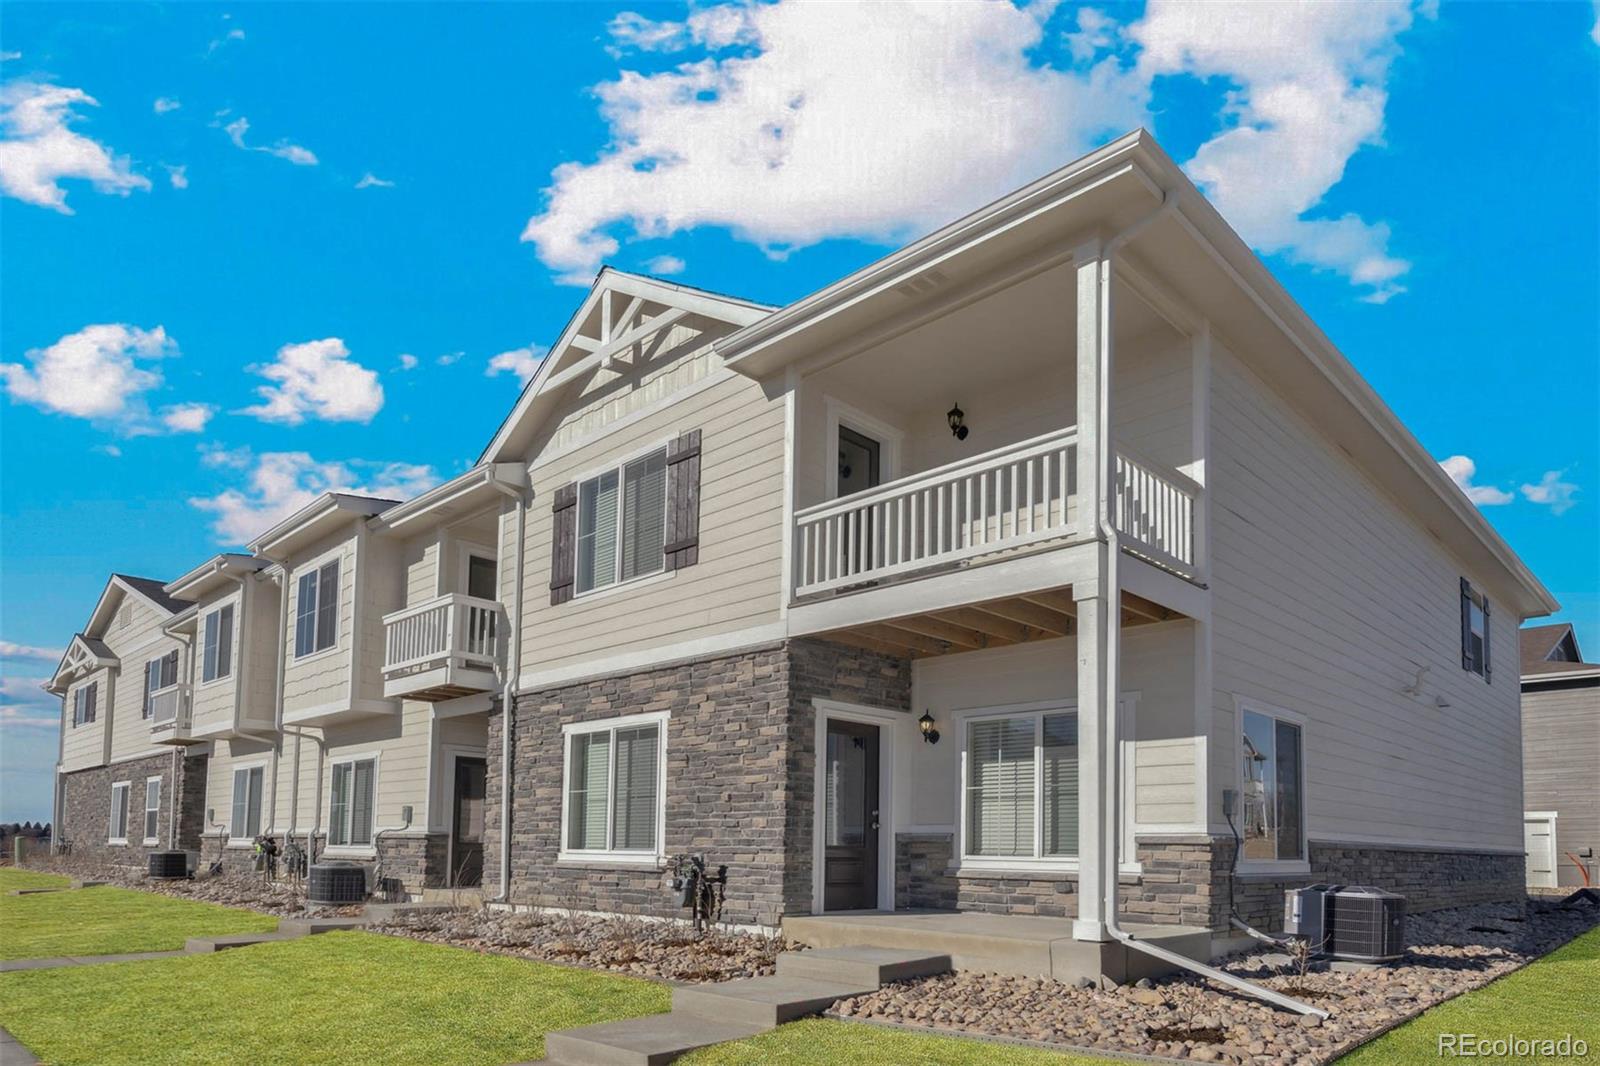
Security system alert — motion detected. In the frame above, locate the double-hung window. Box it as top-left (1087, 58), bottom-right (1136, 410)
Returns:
top-left (143, 650), bottom-right (179, 718)
top-left (1460, 579), bottom-right (1491, 681)
top-left (562, 714), bottom-right (665, 859)
top-left (575, 448), bottom-right (668, 595)
top-left (294, 559), bottom-right (340, 658)
top-left (144, 777), bottom-right (161, 843)
top-left (1239, 707), bottom-right (1305, 864)
top-left (72, 682), bottom-right (98, 726)
top-left (202, 604), bottom-right (235, 682)
top-left (963, 709), bottom-right (1079, 861)
top-left (328, 758), bottom-right (376, 848)
top-left (109, 781), bottom-right (130, 843)
top-left (230, 765), bottom-right (264, 841)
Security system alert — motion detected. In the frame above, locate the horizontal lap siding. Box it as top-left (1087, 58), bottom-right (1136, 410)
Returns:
top-left (281, 534), bottom-right (357, 716)
top-left (1208, 346), bottom-right (1523, 850)
top-left (243, 577), bottom-right (280, 727)
top-left (107, 596), bottom-right (185, 765)
top-left (1522, 683), bottom-right (1600, 885)
top-left (191, 589), bottom-right (242, 734)
top-left (1113, 337), bottom-right (1194, 473)
top-left (519, 369), bottom-right (786, 677)
top-left (404, 538), bottom-right (440, 606)
top-left (61, 667), bottom-right (111, 771)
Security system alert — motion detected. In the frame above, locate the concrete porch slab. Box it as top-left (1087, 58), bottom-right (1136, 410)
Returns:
top-left (782, 909), bottom-right (1213, 984)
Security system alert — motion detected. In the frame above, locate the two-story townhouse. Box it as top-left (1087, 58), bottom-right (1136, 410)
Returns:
top-left (1520, 624), bottom-right (1599, 889)
top-left (452, 129), bottom-right (1555, 956)
top-left (46, 575), bottom-right (206, 864)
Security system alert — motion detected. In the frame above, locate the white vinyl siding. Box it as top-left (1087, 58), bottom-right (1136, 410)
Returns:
top-left (560, 712), bottom-right (666, 862)
top-left (575, 448), bottom-right (668, 596)
top-left (202, 604), bottom-right (235, 682)
top-left (294, 559), bottom-right (340, 658)
top-left (328, 758), bottom-right (376, 847)
top-left (230, 765), bottom-right (264, 841)
top-left (144, 777), bottom-right (161, 843)
top-left (109, 782), bottom-right (130, 843)
top-left (963, 709), bottom-right (1077, 860)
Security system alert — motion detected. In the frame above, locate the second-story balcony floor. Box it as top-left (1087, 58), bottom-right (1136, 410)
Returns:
top-left (382, 593), bottom-right (504, 702)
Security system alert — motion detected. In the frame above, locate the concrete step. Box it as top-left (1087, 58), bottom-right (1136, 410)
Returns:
top-left (671, 974), bottom-right (877, 1029)
top-left (183, 931), bottom-right (294, 953)
top-left (277, 916), bottom-right (369, 936)
top-left (542, 1013), bottom-right (767, 1066)
top-left (776, 946), bottom-right (950, 986)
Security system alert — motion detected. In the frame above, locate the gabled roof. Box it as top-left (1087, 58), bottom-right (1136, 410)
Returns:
top-left (479, 268), bottom-right (773, 464)
top-left (1521, 623), bottom-right (1594, 681)
top-left (82, 573), bottom-right (192, 638)
top-left (114, 573), bottom-right (191, 615)
top-left (45, 633), bottom-right (118, 694)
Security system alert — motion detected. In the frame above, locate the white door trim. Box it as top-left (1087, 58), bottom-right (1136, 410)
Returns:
top-left (811, 698), bottom-right (900, 914)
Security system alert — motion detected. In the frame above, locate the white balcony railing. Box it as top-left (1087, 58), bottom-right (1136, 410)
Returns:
top-left (382, 593), bottom-right (503, 678)
top-left (794, 427), bottom-right (1080, 598)
top-left (148, 685), bottom-right (190, 736)
top-left (792, 426), bottom-right (1199, 598)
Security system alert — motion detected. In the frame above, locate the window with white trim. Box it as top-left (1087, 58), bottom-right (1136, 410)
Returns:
top-left (144, 777), bottom-right (161, 843)
top-left (202, 604), bottom-right (235, 682)
top-left (230, 765), bottom-right (264, 841)
top-left (72, 681), bottom-right (98, 726)
top-left (576, 448), bottom-right (668, 595)
top-left (963, 710), bottom-right (1078, 860)
top-left (109, 781), bottom-right (130, 843)
top-left (562, 715), bottom-right (664, 857)
top-left (143, 650), bottom-right (179, 718)
top-left (294, 559), bottom-right (340, 658)
top-left (1240, 708), bottom-right (1304, 863)
top-left (328, 758), bottom-right (376, 847)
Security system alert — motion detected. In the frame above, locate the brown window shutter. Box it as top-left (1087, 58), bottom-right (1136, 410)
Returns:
top-left (549, 482), bottom-right (578, 605)
top-left (664, 429), bottom-right (702, 571)
top-left (1481, 597), bottom-right (1491, 683)
top-left (1459, 577), bottom-right (1472, 671)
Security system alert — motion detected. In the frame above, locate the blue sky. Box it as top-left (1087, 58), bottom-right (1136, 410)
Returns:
top-left (2, 1), bottom-right (1596, 822)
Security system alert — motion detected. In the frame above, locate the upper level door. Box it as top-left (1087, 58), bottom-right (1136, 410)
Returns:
top-left (467, 554), bottom-right (497, 600)
top-left (836, 426), bottom-right (881, 499)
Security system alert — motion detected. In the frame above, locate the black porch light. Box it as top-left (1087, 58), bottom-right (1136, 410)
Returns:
top-left (918, 710), bottom-right (941, 745)
top-left (947, 403), bottom-right (968, 441)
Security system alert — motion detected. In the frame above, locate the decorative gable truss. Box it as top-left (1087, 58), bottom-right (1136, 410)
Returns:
top-left (48, 634), bottom-right (118, 697)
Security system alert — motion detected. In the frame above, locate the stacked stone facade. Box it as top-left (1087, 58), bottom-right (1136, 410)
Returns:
top-left (203, 829), bottom-right (449, 896)
top-left (59, 751), bottom-right (206, 867)
top-left (486, 638), bottom-right (910, 926)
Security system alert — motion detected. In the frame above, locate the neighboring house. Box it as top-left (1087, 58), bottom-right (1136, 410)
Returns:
top-left (1521, 623), bottom-right (1599, 889)
top-left (46, 130), bottom-right (1558, 954)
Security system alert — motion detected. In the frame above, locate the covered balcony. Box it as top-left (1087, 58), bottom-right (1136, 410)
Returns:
top-left (148, 684), bottom-right (197, 744)
top-left (382, 593), bottom-right (504, 701)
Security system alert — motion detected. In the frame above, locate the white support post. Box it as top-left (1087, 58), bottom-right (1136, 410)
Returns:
top-left (1073, 238), bottom-right (1112, 943)
top-left (1189, 321), bottom-right (1214, 832)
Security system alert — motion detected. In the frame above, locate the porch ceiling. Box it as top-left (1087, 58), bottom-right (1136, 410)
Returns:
top-left (816, 585), bottom-right (1183, 659)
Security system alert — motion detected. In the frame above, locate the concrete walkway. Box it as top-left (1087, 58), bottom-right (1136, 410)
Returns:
top-left (0, 950), bottom-right (184, 973)
top-left (539, 946), bottom-right (951, 1065)
top-left (0, 1026), bottom-right (40, 1066)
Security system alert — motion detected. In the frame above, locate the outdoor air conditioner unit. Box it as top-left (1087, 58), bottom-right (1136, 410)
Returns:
top-left (307, 862), bottom-right (369, 906)
top-left (1284, 884), bottom-right (1406, 963)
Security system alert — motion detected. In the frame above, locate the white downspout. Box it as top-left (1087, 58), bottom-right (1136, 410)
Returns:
top-left (1093, 192), bottom-right (1327, 1018)
top-left (488, 468), bottom-right (529, 902)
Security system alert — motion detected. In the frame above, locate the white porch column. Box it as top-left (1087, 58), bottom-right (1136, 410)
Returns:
top-left (1073, 239), bottom-right (1113, 942)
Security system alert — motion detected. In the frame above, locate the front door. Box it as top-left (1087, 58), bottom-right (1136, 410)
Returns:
top-left (823, 719), bottom-right (880, 911)
top-left (1524, 813), bottom-right (1558, 888)
top-left (451, 757), bottom-right (487, 887)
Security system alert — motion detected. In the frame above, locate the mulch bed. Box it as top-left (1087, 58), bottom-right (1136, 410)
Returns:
top-left (830, 899), bottom-right (1600, 1064)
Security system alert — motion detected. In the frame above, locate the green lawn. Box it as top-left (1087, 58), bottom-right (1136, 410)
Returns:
top-left (0, 881), bottom-right (278, 960)
top-left (0, 867), bottom-right (71, 893)
top-left (680, 1018), bottom-right (1111, 1065)
top-left (1340, 925), bottom-right (1599, 1065)
top-left (0, 931), bottom-right (669, 1065)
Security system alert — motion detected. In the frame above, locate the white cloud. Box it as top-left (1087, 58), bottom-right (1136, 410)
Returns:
top-left (1, 52), bottom-right (20, 63)
top-left (397, 353), bottom-right (419, 371)
top-left (1131, 0), bottom-right (1421, 302)
top-left (0, 81), bottom-right (151, 212)
top-left (486, 345), bottom-right (547, 386)
top-left (222, 116), bottom-right (318, 166)
top-left (98, 443), bottom-right (122, 458)
top-left (164, 163), bottom-right (188, 189)
top-left (436, 352), bottom-right (463, 367)
top-left (239, 338), bottom-right (384, 425)
top-left (1439, 455), bottom-right (1513, 507)
top-left (1066, 7), bottom-right (1118, 62)
top-left (1521, 471), bottom-right (1579, 516)
top-left (189, 449), bottom-right (440, 545)
top-left (355, 172), bottom-right (395, 189)
top-left (159, 402), bottom-right (216, 433)
top-left (0, 641), bottom-right (64, 661)
top-left (1592, 0), bottom-right (1599, 46)
top-left (153, 97), bottom-right (181, 114)
top-left (524, 1), bottom-right (1144, 283)
top-left (0, 704), bottom-right (57, 731)
top-left (643, 254), bottom-right (686, 276)
top-left (1, 324), bottom-right (178, 430)
top-left (207, 26), bottom-right (246, 56)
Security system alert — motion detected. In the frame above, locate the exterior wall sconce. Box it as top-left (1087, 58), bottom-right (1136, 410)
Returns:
top-left (947, 403), bottom-right (968, 441)
top-left (918, 710), bottom-right (941, 744)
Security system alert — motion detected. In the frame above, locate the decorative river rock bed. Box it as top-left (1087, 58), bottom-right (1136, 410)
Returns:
top-left (830, 899), bottom-right (1598, 1064)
